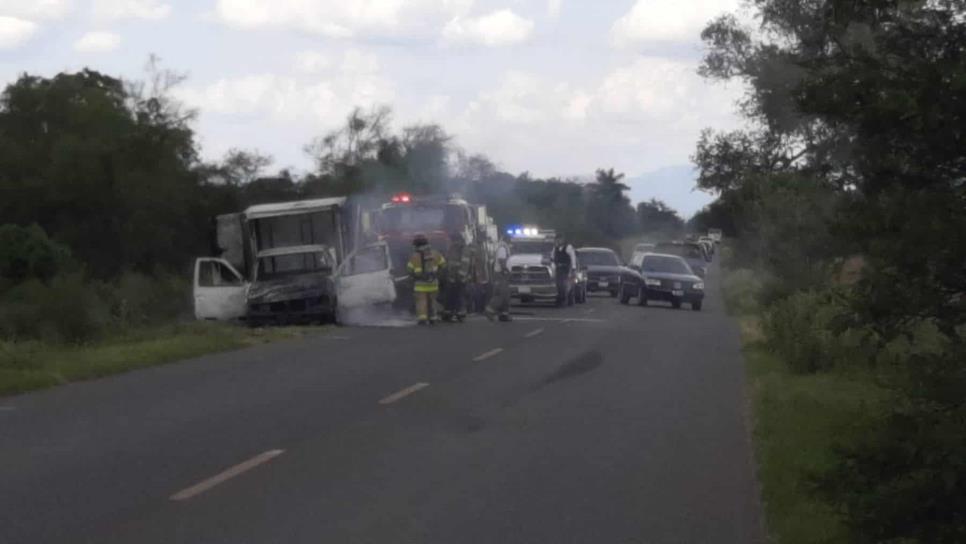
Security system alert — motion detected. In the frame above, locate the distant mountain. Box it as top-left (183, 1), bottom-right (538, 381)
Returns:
top-left (624, 165), bottom-right (713, 218)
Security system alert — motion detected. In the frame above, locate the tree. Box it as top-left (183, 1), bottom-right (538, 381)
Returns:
top-left (587, 168), bottom-right (637, 240)
top-left (636, 199), bottom-right (684, 235)
top-left (0, 224), bottom-right (72, 285)
top-left (697, 1), bottom-right (966, 540)
top-left (219, 148), bottom-right (273, 186)
top-left (0, 68), bottom-right (212, 278)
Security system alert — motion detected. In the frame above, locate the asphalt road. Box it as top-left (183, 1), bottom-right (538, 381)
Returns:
top-left (0, 271), bottom-right (763, 544)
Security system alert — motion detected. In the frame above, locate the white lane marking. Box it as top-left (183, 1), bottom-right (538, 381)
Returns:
top-left (511, 317), bottom-right (605, 323)
top-left (325, 335), bottom-right (351, 340)
top-left (379, 382), bottom-right (430, 405)
top-left (473, 348), bottom-right (504, 362)
top-left (169, 449), bottom-right (285, 501)
top-left (585, 308), bottom-right (597, 314)
top-left (524, 328), bottom-right (545, 339)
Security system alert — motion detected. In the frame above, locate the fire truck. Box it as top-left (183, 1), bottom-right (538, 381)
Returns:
top-left (369, 193), bottom-right (498, 310)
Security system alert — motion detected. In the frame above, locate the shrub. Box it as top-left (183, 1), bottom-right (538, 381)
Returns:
top-left (109, 272), bottom-right (191, 327)
top-left (0, 224), bottom-right (72, 284)
top-left (762, 290), bottom-right (859, 374)
top-left (722, 268), bottom-right (765, 315)
top-left (819, 342), bottom-right (966, 543)
top-left (0, 274), bottom-right (111, 343)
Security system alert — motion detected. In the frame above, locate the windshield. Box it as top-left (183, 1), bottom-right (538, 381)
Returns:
top-left (655, 244), bottom-right (703, 260)
top-left (256, 251), bottom-right (333, 280)
top-left (379, 205), bottom-right (465, 233)
top-left (642, 255), bottom-right (692, 275)
top-left (577, 250), bottom-right (620, 266)
top-left (511, 240), bottom-right (555, 256)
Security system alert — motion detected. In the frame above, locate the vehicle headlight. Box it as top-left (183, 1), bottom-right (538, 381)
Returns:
top-left (645, 278), bottom-right (662, 287)
top-left (693, 282), bottom-right (705, 290)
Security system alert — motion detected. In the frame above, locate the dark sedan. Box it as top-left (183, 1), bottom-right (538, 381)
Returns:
top-left (654, 242), bottom-right (708, 278)
top-left (576, 247), bottom-right (623, 297)
top-left (619, 253), bottom-right (705, 311)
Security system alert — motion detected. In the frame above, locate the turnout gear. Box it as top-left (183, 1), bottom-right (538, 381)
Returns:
top-left (486, 239), bottom-right (512, 322)
top-left (407, 236), bottom-right (446, 324)
top-left (442, 233), bottom-right (471, 322)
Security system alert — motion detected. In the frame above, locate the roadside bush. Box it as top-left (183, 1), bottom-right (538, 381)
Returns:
top-left (762, 290), bottom-right (860, 374)
top-left (0, 224), bottom-right (72, 285)
top-left (722, 268), bottom-right (765, 315)
top-left (109, 272), bottom-right (191, 327)
top-left (0, 340), bottom-right (40, 370)
top-left (0, 273), bottom-right (111, 343)
top-left (819, 341), bottom-right (966, 543)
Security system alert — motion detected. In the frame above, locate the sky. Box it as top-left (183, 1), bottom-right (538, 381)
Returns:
top-left (0, 0), bottom-right (748, 216)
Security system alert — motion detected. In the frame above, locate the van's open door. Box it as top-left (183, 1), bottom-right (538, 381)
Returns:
top-left (193, 258), bottom-right (249, 321)
top-left (336, 242), bottom-right (397, 311)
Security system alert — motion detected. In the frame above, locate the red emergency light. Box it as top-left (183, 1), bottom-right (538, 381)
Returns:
top-left (391, 192), bottom-right (412, 204)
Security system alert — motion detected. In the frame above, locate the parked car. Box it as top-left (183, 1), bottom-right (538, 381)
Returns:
top-left (654, 241), bottom-right (709, 278)
top-left (620, 252), bottom-right (705, 311)
top-left (630, 242), bottom-right (656, 264)
top-left (574, 257), bottom-right (588, 304)
top-left (576, 247), bottom-right (623, 297)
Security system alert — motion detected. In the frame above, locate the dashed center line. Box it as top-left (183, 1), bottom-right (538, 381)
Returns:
top-left (379, 382), bottom-right (430, 405)
top-left (525, 328), bottom-right (545, 338)
top-left (473, 348), bottom-right (505, 362)
top-left (169, 449), bottom-right (285, 501)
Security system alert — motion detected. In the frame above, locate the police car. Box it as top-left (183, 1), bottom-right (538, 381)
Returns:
top-left (505, 227), bottom-right (582, 305)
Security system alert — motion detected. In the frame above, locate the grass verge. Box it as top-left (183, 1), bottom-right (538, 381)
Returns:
top-left (739, 316), bottom-right (888, 543)
top-left (0, 322), bottom-right (322, 396)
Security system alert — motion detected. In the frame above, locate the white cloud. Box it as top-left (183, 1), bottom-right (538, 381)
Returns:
top-left (611, 0), bottom-right (740, 46)
top-left (451, 58), bottom-right (743, 179)
top-left (442, 9), bottom-right (534, 47)
top-left (176, 50), bottom-right (394, 125)
top-left (93, 0), bottom-right (171, 21)
top-left (213, 0), bottom-right (473, 39)
top-left (464, 71), bottom-right (585, 124)
top-left (0, 16), bottom-right (37, 49)
top-left (74, 31), bottom-right (121, 52)
top-left (547, 0), bottom-right (562, 18)
top-left (294, 51), bottom-right (330, 74)
top-left (0, 0), bottom-right (72, 20)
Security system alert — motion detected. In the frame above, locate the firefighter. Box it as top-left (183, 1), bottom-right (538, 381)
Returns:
top-left (442, 231), bottom-right (471, 322)
top-left (467, 226), bottom-right (489, 313)
top-left (486, 234), bottom-right (512, 322)
top-left (407, 233), bottom-right (446, 325)
top-left (553, 233), bottom-right (577, 306)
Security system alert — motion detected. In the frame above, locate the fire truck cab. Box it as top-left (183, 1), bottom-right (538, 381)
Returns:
top-left (371, 193), bottom-right (495, 310)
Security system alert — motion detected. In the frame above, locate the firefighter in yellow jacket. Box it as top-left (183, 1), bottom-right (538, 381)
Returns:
top-left (407, 233), bottom-right (446, 325)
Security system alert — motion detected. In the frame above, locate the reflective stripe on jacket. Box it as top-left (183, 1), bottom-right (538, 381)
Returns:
top-left (407, 247), bottom-right (446, 292)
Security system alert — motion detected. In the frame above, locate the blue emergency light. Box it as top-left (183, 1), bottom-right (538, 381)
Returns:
top-left (506, 226), bottom-right (540, 237)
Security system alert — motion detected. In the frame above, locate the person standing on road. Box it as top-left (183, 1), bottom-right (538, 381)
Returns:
top-left (467, 227), bottom-right (489, 313)
top-left (442, 232), bottom-right (471, 322)
top-left (486, 234), bottom-right (512, 322)
top-left (407, 233), bottom-right (446, 325)
top-left (553, 234), bottom-right (577, 306)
